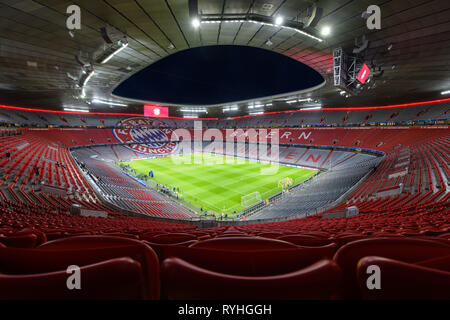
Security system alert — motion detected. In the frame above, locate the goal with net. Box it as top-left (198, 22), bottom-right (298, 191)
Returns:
top-left (278, 177), bottom-right (294, 191)
top-left (146, 178), bottom-right (157, 189)
top-left (241, 191), bottom-right (262, 208)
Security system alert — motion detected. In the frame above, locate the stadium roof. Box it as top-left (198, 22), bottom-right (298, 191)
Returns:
top-left (0, 0), bottom-right (449, 118)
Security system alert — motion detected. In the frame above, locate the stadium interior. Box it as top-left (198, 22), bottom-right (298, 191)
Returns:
top-left (0, 0), bottom-right (449, 302)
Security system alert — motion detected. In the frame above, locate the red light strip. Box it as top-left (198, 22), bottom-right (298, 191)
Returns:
top-left (1, 97), bottom-right (449, 121)
top-left (229, 97), bottom-right (450, 119)
top-left (0, 104), bottom-right (218, 120)
top-left (0, 104), bottom-right (141, 116)
top-left (322, 97), bottom-right (450, 111)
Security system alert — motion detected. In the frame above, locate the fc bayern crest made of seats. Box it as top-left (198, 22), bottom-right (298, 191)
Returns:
top-left (113, 117), bottom-right (178, 155)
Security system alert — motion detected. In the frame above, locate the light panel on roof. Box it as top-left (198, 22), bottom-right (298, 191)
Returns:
top-left (275, 16), bottom-right (284, 25)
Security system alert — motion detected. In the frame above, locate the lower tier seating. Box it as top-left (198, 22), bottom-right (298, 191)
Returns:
top-left (0, 188), bottom-right (448, 300)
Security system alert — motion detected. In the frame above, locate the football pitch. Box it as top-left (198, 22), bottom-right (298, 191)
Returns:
top-left (121, 154), bottom-right (317, 215)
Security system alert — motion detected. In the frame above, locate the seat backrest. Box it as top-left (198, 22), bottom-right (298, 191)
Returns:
top-left (215, 233), bottom-right (251, 238)
top-left (14, 228), bottom-right (47, 246)
top-left (357, 256), bottom-right (450, 300)
top-left (36, 235), bottom-right (160, 299)
top-left (161, 257), bottom-right (342, 300)
top-left (39, 234), bottom-right (144, 249)
top-left (412, 236), bottom-right (450, 245)
top-left (437, 232), bottom-right (450, 240)
top-left (0, 233), bottom-right (38, 248)
top-left (277, 234), bottom-right (332, 246)
top-left (0, 257), bottom-right (145, 300)
top-left (416, 254), bottom-right (450, 271)
top-left (143, 240), bottom-right (198, 259)
top-left (329, 234), bottom-right (368, 247)
top-left (333, 237), bottom-right (450, 299)
top-left (143, 233), bottom-right (197, 244)
top-left (162, 243), bottom-right (338, 276)
top-left (256, 232), bottom-right (284, 239)
top-left (100, 233), bottom-right (139, 239)
top-left (189, 236), bottom-right (299, 250)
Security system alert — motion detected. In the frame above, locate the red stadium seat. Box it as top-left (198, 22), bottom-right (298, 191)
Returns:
top-left (14, 228), bottom-right (47, 246)
top-left (161, 243), bottom-right (338, 276)
top-left (329, 234), bottom-right (369, 247)
top-left (416, 254), bottom-right (450, 270)
top-left (277, 234), bottom-right (332, 246)
top-left (142, 232), bottom-right (197, 244)
top-left (0, 257), bottom-right (144, 300)
top-left (357, 256), bottom-right (450, 299)
top-left (100, 232), bottom-right (139, 239)
top-left (438, 233), bottom-right (450, 240)
top-left (36, 236), bottom-right (160, 299)
top-left (0, 233), bottom-right (38, 248)
top-left (333, 237), bottom-right (450, 299)
top-left (143, 240), bottom-right (199, 259)
top-left (255, 232), bottom-right (284, 239)
top-left (161, 257), bottom-right (343, 300)
top-left (189, 236), bottom-right (299, 250)
top-left (215, 232), bottom-right (251, 238)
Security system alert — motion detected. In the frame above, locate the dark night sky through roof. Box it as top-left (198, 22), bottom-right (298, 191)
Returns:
top-left (113, 45), bottom-right (325, 106)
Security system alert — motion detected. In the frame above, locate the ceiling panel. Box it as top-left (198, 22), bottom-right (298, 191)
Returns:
top-left (0, 0), bottom-right (448, 117)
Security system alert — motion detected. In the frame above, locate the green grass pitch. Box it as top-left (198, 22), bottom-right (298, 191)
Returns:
top-left (121, 154), bottom-right (317, 215)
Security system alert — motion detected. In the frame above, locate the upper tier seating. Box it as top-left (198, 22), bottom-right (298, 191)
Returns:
top-left (1, 100), bottom-right (448, 129)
